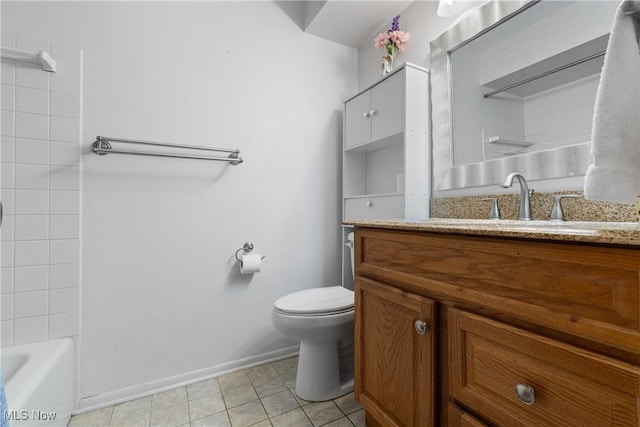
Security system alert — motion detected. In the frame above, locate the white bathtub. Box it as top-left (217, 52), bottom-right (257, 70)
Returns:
top-left (2, 338), bottom-right (73, 427)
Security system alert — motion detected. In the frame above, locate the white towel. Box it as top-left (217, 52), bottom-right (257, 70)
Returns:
top-left (583, 2), bottom-right (640, 203)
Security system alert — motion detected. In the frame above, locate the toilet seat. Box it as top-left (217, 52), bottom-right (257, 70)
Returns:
top-left (274, 286), bottom-right (354, 316)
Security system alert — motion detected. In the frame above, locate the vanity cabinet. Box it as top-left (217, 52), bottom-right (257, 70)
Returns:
top-left (352, 226), bottom-right (640, 427)
top-left (354, 277), bottom-right (435, 427)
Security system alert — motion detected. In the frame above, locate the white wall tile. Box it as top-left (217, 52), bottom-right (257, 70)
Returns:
top-left (15, 215), bottom-right (49, 240)
top-left (51, 43), bottom-right (81, 72)
top-left (13, 315), bottom-right (48, 344)
top-left (1, 163), bottom-right (14, 189)
top-left (50, 166), bottom-right (79, 190)
top-left (1, 319), bottom-right (13, 347)
top-left (51, 70), bottom-right (80, 95)
top-left (14, 240), bottom-right (48, 266)
top-left (15, 87), bottom-right (49, 115)
top-left (15, 138), bottom-right (49, 164)
top-left (49, 239), bottom-right (79, 264)
top-left (1, 268), bottom-right (14, 294)
top-left (50, 287), bottom-right (78, 314)
top-left (50, 215), bottom-right (79, 239)
top-left (51, 93), bottom-right (80, 118)
top-left (50, 141), bottom-right (79, 166)
top-left (50, 263), bottom-right (79, 289)
top-left (15, 164), bottom-right (49, 189)
top-left (1, 84), bottom-right (15, 111)
top-left (0, 214), bottom-right (13, 241)
top-left (50, 117), bottom-right (79, 143)
top-left (15, 64), bottom-right (50, 91)
top-left (14, 290), bottom-right (48, 318)
top-left (15, 112), bottom-right (49, 140)
top-left (1, 110), bottom-right (15, 136)
top-left (14, 265), bottom-right (48, 292)
top-left (1, 190), bottom-right (14, 214)
top-left (49, 311), bottom-right (79, 338)
top-left (15, 189), bottom-right (49, 214)
top-left (50, 191), bottom-right (78, 214)
top-left (1, 242), bottom-right (14, 267)
top-left (1, 136), bottom-right (15, 163)
top-left (1, 294), bottom-right (13, 320)
top-left (1, 61), bottom-right (15, 85)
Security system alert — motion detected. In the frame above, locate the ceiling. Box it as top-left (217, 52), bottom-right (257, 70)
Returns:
top-left (280, 1), bottom-right (415, 49)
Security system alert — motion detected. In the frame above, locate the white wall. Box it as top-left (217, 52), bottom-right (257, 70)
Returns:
top-left (2, 0), bottom-right (357, 408)
top-left (357, 1), bottom-right (457, 90)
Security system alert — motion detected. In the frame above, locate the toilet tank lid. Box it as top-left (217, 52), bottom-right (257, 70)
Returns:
top-left (274, 286), bottom-right (354, 314)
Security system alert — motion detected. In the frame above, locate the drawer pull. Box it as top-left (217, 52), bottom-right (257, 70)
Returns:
top-left (515, 383), bottom-right (536, 405)
top-left (415, 320), bottom-right (429, 335)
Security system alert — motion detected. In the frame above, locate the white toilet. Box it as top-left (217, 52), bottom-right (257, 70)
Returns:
top-left (271, 232), bottom-right (355, 401)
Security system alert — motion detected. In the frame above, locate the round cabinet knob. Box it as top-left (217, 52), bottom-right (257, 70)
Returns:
top-left (414, 320), bottom-right (429, 335)
top-left (366, 201), bottom-right (373, 207)
top-left (515, 383), bottom-right (536, 405)
top-left (363, 111), bottom-right (371, 119)
top-left (369, 109), bottom-right (377, 117)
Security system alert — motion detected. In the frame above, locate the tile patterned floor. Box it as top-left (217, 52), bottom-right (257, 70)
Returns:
top-left (69, 357), bottom-right (365, 427)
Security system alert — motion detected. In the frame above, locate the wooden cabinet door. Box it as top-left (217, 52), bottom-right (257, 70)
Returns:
top-left (448, 404), bottom-right (489, 427)
top-left (371, 71), bottom-right (404, 140)
top-left (355, 276), bottom-right (435, 427)
top-left (345, 90), bottom-right (373, 148)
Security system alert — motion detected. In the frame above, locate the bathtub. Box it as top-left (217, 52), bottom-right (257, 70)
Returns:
top-left (2, 338), bottom-right (73, 427)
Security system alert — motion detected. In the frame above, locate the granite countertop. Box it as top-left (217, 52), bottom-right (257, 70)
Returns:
top-left (344, 219), bottom-right (640, 247)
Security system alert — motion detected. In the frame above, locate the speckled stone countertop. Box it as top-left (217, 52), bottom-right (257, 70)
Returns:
top-left (344, 219), bottom-right (640, 247)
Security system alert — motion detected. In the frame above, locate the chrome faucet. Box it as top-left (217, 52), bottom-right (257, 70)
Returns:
top-left (500, 173), bottom-right (534, 221)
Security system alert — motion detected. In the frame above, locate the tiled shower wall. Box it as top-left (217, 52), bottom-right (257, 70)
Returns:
top-left (1, 35), bottom-right (82, 347)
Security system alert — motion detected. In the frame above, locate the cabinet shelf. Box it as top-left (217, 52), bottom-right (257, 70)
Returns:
top-left (344, 131), bottom-right (403, 153)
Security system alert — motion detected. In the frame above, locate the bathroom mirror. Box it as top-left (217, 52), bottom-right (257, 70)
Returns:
top-left (431, 0), bottom-right (618, 190)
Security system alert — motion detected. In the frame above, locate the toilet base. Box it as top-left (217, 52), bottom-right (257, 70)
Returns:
top-left (295, 339), bottom-right (354, 401)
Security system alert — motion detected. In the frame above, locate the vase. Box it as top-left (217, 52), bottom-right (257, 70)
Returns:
top-left (382, 51), bottom-right (395, 76)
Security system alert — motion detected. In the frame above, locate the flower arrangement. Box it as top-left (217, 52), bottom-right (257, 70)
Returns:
top-left (375, 15), bottom-right (410, 75)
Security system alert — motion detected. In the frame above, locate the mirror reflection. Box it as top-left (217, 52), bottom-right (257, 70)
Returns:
top-left (450, 1), bottom-right (618, 167)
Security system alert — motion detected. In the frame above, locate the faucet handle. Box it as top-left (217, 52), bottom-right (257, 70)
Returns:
top-left (481, 198), bottom-right (502, 220)
top-left (550, 194), bottom-right (582, 221)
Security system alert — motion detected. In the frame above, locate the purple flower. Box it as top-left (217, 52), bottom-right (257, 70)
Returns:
top-left (391, 15), bottom-right (400, 32)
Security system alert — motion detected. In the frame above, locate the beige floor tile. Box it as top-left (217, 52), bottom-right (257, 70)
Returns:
top-left (269, 408), bottom-right (313, 427)
top-left (110, 396), bottom-right (152, 427)
top-left (191, 410), bottom-right (231, 427)
top-left (187, 378), bottom-right (221, 401)
top-left (260, 389), bottom-right (299, 418)
top-left (227, 400), bottom-right (268, 427)
top-left (302, 401), bottom-right (343, 427)
top-left (149, 401), bottom-right (189, 427)
top-left (69, 406), bottom-right (114, 427)
top-left (332, 392), bottom-right (362, 415)
top-left (347, 409), bottom-right (365, 427)
top-left (248, 420), bottom-right (272, 427)
top-left (189, 392), bottom-right (226, 421)
top-left (271, 357), bottom-right (297, 376)
top-left (252, 375), bottom-right (288, 399)
top-left (291, 389), bottom-right (311, 407)
top-left (219, 371), bottom-right (251, 392)
top-left (151, 387), bottom-right (188, 410)
top-left (247, 364), bottom-right (280, 385)
top-left (322, 418), bottom-right (355, 427)
top-left (222, 383), bottom-right (259, 408)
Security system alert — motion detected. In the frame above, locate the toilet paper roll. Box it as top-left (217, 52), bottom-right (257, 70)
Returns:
top-left (240, 254), bottom-right (262, 274)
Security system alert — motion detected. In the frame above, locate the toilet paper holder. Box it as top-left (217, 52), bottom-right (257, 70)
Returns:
top-left (235, 242), bottom-right (265, 262)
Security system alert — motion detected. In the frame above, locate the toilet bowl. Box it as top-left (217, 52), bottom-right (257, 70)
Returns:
top-left (271, 233), bottom-right (355, 401)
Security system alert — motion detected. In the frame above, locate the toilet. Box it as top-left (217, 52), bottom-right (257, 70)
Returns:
top-left (271, 232), bottom-right (355, 401)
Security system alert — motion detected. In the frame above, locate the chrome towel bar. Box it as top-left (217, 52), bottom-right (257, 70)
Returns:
top-left (91, 136), bottom-right (243, 165)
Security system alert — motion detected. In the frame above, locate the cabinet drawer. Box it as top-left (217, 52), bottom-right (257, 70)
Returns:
top-left (344, 195), bottom-right (403, 220)
top-left (448, 308), bottom-right (640, 427)
top-left (448, 404), bottom-right (488, 427)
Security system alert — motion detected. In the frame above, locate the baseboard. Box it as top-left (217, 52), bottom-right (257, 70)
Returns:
top-left (74, 345), bottom-right (299, 414)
